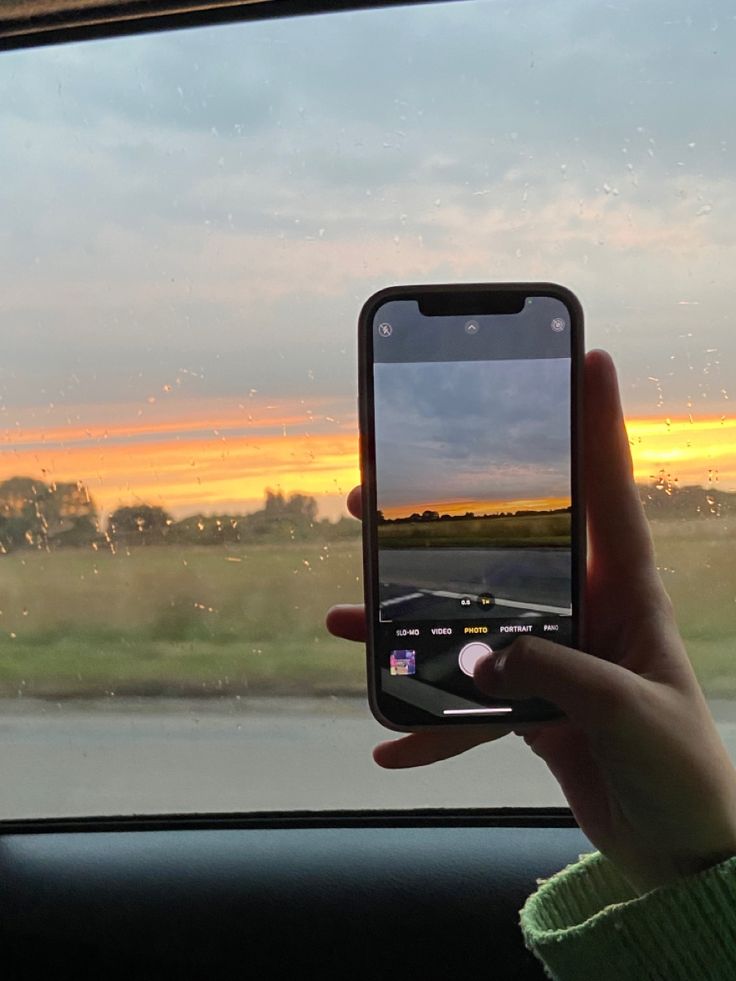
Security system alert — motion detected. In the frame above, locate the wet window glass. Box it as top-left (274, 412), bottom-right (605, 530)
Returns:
top-left (0, 0), bottom-right (734, 816)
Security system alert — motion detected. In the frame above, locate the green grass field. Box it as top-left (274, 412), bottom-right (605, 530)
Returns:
top-left (0, 517), bottom-right (734, 698)
top-left (378, 512), bottom-right (571, 549)
top-left (0, 543), bottom-right (365, 698)
top-left (648, 519), bottom-right (736, 697)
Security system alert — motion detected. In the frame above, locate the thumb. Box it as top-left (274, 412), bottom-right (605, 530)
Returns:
top-left (473, 636), bottom-right (641, 729)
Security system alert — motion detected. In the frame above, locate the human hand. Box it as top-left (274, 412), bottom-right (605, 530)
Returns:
top-left (326, 350), bottom-right (736, 895)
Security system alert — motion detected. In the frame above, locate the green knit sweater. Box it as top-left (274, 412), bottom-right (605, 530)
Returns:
top-left (521, 851), bottom-right (736, 980)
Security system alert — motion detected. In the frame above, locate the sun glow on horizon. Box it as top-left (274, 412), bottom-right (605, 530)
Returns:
top-left (0, 396), bottom-right (360, 522)
top-left (627, 415), bottom-right (736, 488)
top-left (380, 497), bottom-right (571, 520)
top-left (1, 408), bottom-right (735, 523)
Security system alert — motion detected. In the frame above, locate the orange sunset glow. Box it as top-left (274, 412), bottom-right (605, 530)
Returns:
top-left (0, 396), bottom-right (360, 521)
top-left (381, 497), bottom-right (571, 520)
top-left (627, 415), bottom-right (736, 488)
top-left (1, 407), bottom-right (734, 521)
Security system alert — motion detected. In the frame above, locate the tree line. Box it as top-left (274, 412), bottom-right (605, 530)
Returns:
top-left (0, 474), bottom-right (731, 554)
top-left (378, 506), bottom-right (572, 524)
top-left (639, 478), bottom-right (735, 518)
top-left (0, 477), bottom-right (359, 553)
top-left (379, 481), bottom-right (736, 526)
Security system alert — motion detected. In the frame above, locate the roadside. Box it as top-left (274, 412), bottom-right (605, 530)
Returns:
top-left (0, 696), bottom-right (734, 820)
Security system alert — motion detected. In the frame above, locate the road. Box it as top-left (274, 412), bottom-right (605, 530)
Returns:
top-left (0, 697), bottom-right (735, 819)
top-left (379, 547), bottom-right (571, 620)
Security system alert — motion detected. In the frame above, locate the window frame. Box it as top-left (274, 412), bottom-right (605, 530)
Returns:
top-left (0, 0), bottom-right (451, 51)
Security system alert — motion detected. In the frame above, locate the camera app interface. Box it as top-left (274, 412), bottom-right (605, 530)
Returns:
top-left (372, 295), bottom-right (574, 719)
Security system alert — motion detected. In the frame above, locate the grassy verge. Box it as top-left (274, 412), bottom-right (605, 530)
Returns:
top-left (377, 512), bottom-right (571, 549)
top-left (649, 518), bottom-right (736, 697)
top-left (0, 520), bottom-right (735, 698)
top-left (0, 634), bottom-right (365, 698)
top-left (0, 542), bottom-right (365, 698)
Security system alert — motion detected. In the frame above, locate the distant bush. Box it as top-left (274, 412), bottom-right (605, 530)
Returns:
top-left (0, 476), bottom-right (97, 553)
top-left (0, 478), bottom-right (360, 553)
top-left (639, 480), bottom-right (736, 518)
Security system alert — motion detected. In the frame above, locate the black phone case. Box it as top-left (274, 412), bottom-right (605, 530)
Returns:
top-left (358, 282), bottom-right (585, 731)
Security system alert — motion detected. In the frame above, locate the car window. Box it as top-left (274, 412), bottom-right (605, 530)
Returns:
top-left (1, 0), bottom-right (734, 817)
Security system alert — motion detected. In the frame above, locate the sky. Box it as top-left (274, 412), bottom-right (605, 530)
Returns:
top-left (375, 359), bottom-right (570, 517)
top-left (1, 0), bottom-right (735, 520)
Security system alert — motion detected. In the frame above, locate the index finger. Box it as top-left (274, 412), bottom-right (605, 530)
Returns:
top-left (585, 349), bottom-right (656, 577)
top-left (347, 485), bottom-right (362, 520)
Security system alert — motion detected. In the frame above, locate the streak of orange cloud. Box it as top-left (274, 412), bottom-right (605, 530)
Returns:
top-left (627, 415), bottom-right (736, 488)
top-left (0, 394), bottom-right (353, 449)
top-left (0, 394), bottom-right (360, 520)
top-left (0, 429), bottom-right (360, 519)
top-left (1, 409), bottom-right (734, 525)
top-left (381, 497), bottom-right (571, 520)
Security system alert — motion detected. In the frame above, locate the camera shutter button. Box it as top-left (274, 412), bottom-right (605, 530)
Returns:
top-left (458, 641), bottom-right (493, 677)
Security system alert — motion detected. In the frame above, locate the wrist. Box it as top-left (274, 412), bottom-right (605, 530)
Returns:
top-left (630, 843), bottom-right (736, 895)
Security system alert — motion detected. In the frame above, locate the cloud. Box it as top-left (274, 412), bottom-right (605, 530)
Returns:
top-left (375, 359), bottom-right (570, 511)
top-left (1, 0), bottom-right (735, 493)
top-left (0, 393), bottom-right (359, 519)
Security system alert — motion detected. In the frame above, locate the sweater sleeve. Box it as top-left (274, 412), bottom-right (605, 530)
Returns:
top-left (520, 850), bottom-right (736, 980)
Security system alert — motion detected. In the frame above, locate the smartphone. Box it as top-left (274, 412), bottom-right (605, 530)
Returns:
top-left (359, 283), bottom-right (584, 729)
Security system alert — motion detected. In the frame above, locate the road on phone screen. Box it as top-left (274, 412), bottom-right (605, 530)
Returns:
top-left (379, 547), bottom-right (571, 620)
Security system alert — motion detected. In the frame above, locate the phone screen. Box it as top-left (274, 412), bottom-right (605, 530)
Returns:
top-left (361, 286), bottom-right (583, 726)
